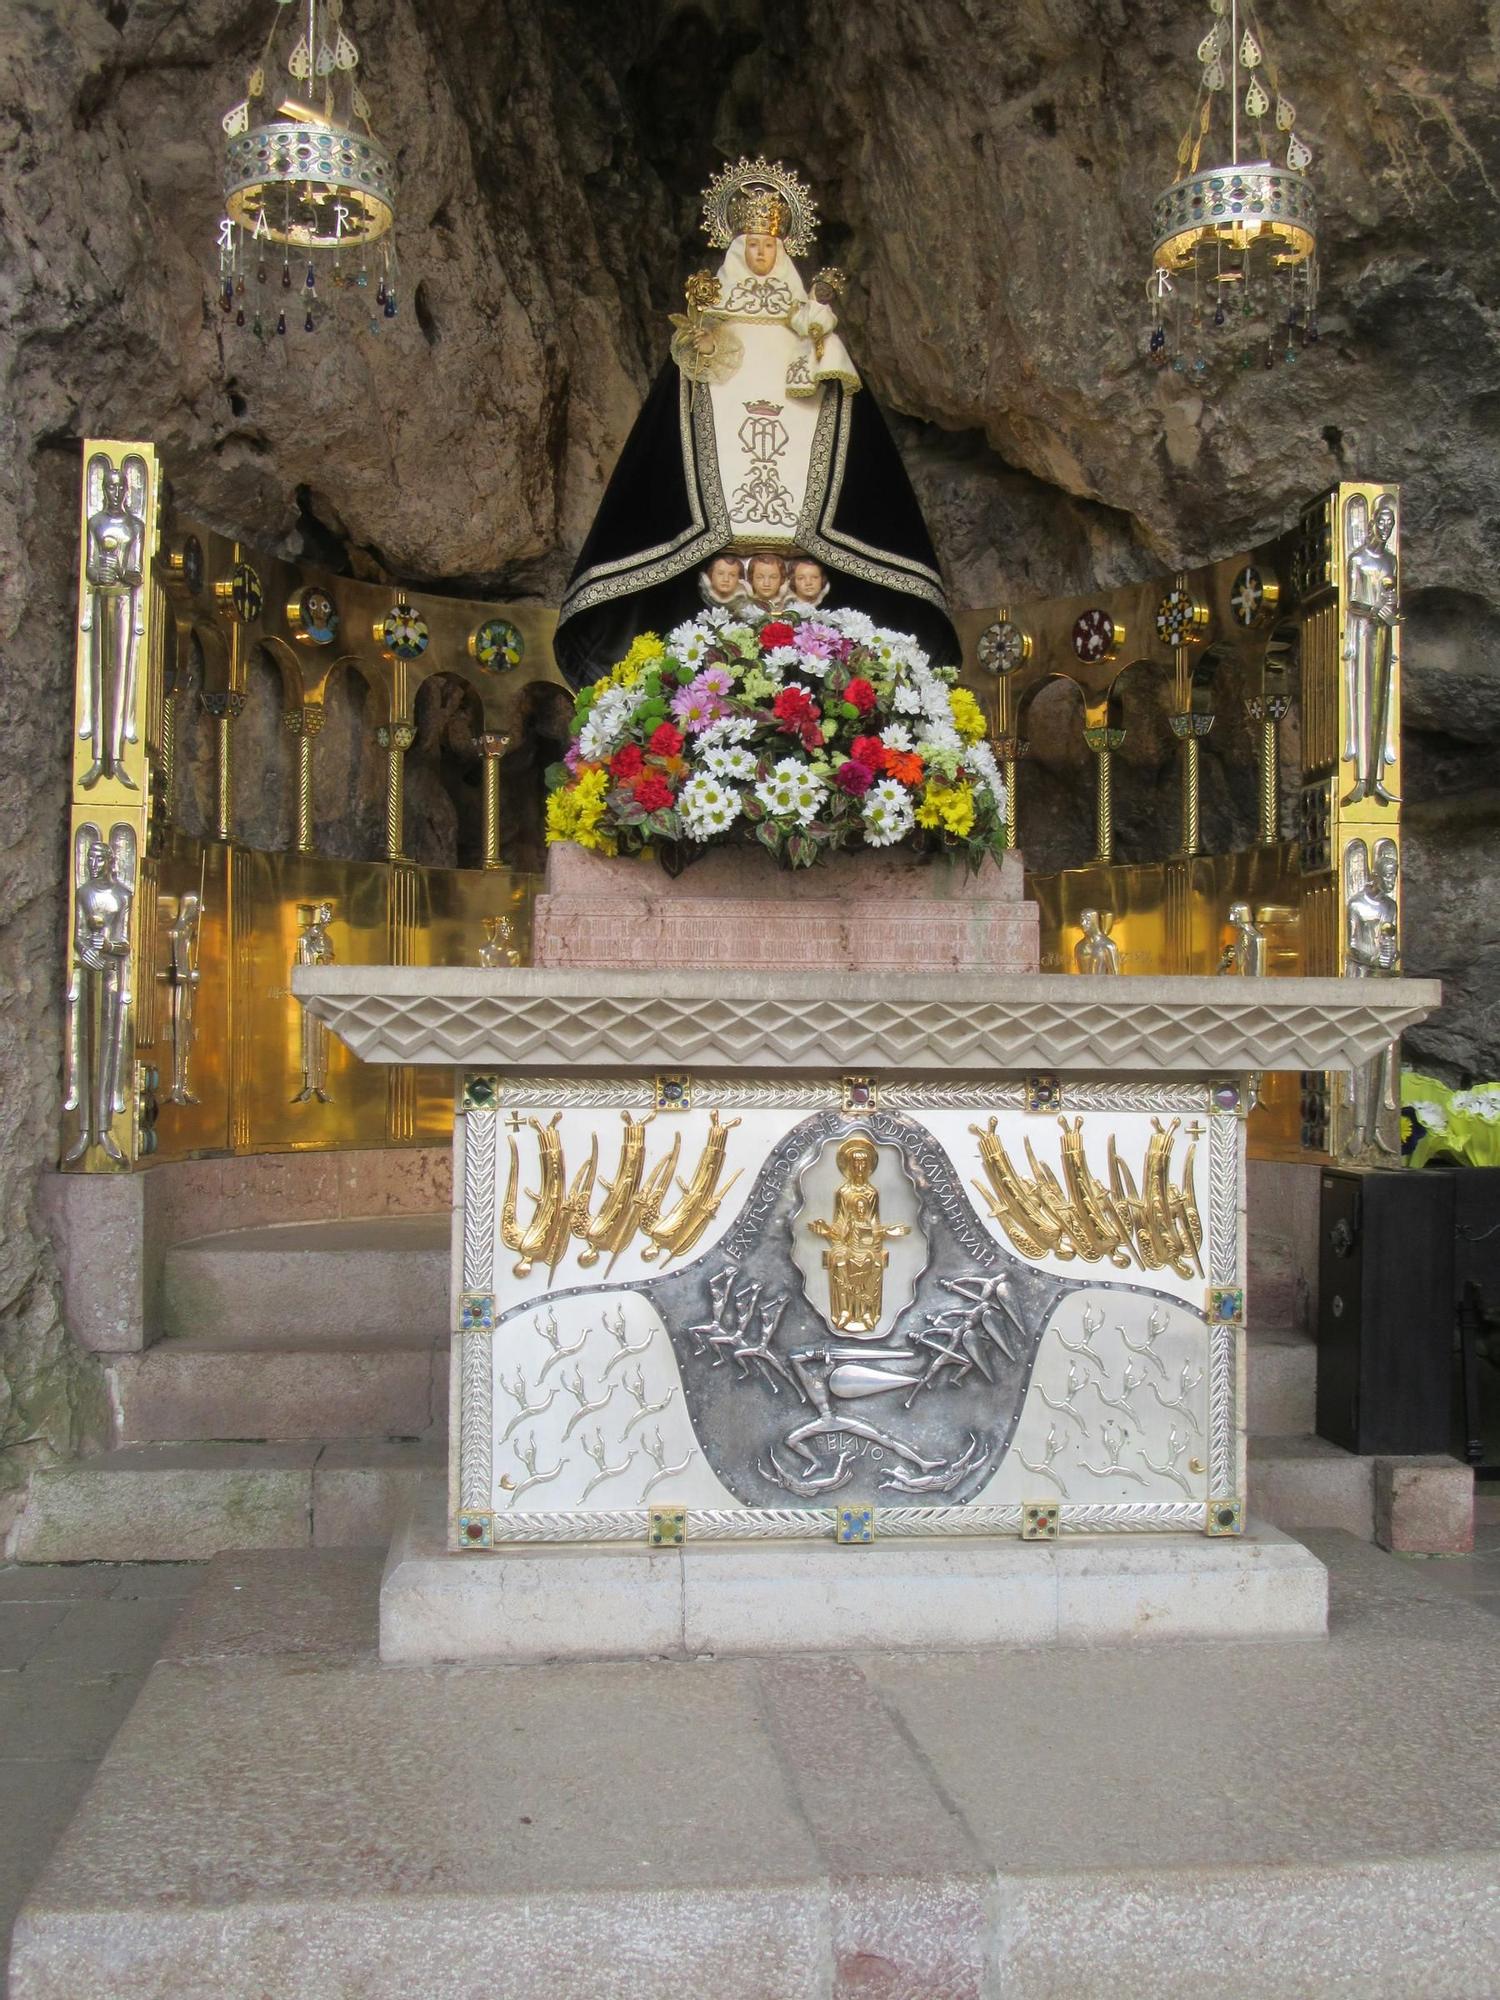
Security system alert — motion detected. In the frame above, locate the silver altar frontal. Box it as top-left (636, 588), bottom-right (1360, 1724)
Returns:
top-left (300, 967), bottom-right (1436, 1589)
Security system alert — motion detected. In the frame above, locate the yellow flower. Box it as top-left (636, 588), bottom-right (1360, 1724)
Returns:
top-left (916, 782), bottom-right (976, 838)
top-left (546, 769), bottom-right (612, 848)
top-left (620, 632), bottom-right (666, 678)
top-left (949, 686), bottom-right (988, 744)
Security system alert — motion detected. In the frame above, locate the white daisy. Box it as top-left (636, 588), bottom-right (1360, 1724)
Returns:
top-left (862, 778), bottom-right (915, 848)
top-left (880, 722), bottom-right (915, 752)
top-left (965, 739), bottom-right (1005, 806)
top-left (788, 767), bottom-right (827, 822)
top-left (918, 719), bottom-right (963, 754)
top-left (697, 715), bottom-right (758, 749)
top-left (756, 756), bottom-right (825, 823)
top-left (764, 645), bottom-right (801, 670)
top-left (831, 608), bottom-right (876, 643)
top-left (577, 683), bottom-right (638, 760)
top-left (680, 772), bottom-right (741, 840)
top-left (704, 743), bottom-right (758, 782)
top-left (755, 758), bottom-right (801, 816)
top-left (676, 630), bottom-right (714, 669)
top-left (892, 681), bottom-right (923, 716)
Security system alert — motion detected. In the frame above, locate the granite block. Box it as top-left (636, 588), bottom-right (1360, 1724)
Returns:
top-left (533, 841), bottom-right (1039, 974)
top-left (11, 1446), bottom-right (317, 1564)
top-left (312, 1440), bottom-right (445, 1547)
top-left (108, 1337), bottom-right (445, 1445)
top-left (1375, 1455), bottom-right (1474, 1555)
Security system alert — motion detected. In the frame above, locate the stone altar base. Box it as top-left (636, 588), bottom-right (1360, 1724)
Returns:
top-left (531, 841), bottom-right (1040, 972)
top-left (381, 1473), bottom-right (1326, 1662)
top-left (12, 1538), bottom-right (1500, 2000)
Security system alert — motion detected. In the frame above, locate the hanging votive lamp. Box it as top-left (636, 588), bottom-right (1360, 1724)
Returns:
top-left (215, 0), bottom-right (399, 339)
top-left (1147, 0), bottom-right (1318, 374)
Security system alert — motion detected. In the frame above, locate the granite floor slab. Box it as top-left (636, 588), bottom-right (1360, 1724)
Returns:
top-left (0, 1563), bottom-right (200, 1998)
top-left (9, 1531), bottom-right (1500, 1999)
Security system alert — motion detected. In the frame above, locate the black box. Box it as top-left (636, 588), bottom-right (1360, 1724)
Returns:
top-left (1316, 1165), bottom-right (1455, 1455)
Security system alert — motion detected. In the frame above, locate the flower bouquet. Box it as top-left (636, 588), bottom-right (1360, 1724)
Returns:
top-left (544, 608), bottom-right (1007, 871)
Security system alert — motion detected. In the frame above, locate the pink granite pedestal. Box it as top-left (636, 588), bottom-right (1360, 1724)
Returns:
top-left (532, 843), bottom-right (1040, 973)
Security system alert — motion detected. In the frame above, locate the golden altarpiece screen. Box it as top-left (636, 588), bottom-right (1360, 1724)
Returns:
top-left (61, 440), bottom-right (1403, 1178)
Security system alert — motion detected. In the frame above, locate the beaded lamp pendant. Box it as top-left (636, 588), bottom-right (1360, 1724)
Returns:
top-left (214, 0), bottom-right (399, 341)
top-left (1147, 0), bottom-right (1319, 378)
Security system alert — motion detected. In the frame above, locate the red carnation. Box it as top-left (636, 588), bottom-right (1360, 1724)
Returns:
top-left (760, 621), bottom-right (796, 650)
top-left (648, 722), bottom-right (684, 756)
top-left (633, 773), bottom-right (674, 813)
top-left (844, 677), bottom-right (877, 713)
top-left (833, 758), bottom-right (875, 796)
top-left (850, 734), bottom-right (885, 769)
top-left (609, 743), bottom-right (643, 780)
top-left (773, 686), bottom-right (819, 728)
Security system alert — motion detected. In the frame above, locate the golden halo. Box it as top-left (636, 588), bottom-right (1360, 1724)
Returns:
top-left (700, 155), bottom-right (819, 258)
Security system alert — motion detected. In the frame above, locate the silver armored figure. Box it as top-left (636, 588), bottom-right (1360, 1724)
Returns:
top-left (64, 828), bottom-right (136, 1163)
top-left (160, 891), bottom-right (202, 1105)
top-left (79, 458), bottom-right (148, 790)
top-left (292, 900), bottom-right (336, 1104)
top-left (1343, 837), bottom-right (1400, 1157)
top-left (1341, 493), bottom-right (1400, 807)
top-left (1217, 902), bottom-right (1266, 976)
top-left (1074, 908), bottom-right (1122, 975)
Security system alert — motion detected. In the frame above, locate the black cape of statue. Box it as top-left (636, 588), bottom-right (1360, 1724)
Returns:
top-left (553, 362), bottom-right (961, 688)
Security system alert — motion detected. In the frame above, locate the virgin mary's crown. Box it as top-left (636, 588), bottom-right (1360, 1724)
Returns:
top-left (701, 156), bottom-right (819, 258)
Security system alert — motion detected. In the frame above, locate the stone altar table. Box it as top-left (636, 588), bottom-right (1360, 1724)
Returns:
top-left (295, 956), bottom-right (1438, 1664)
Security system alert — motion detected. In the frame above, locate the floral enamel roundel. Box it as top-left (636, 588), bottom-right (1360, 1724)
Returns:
top-left (977, 620), bottom-right (1029, 675)
top-left (1072, 607), bottom-right (1120, 662)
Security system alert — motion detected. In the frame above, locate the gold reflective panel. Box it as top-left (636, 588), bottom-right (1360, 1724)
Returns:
top-left (65, 447), bottom-right (1399, 1176)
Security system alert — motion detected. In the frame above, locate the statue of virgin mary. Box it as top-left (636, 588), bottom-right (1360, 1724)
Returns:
top-left (553, 157), bottom-right (961, 688)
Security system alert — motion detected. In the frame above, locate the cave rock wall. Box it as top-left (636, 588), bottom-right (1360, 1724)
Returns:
top-left (1, 0), bottom-right (1495, 1495)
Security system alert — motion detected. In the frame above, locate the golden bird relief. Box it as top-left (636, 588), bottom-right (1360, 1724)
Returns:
top-left (970, 1115), bottom-right (1203, 1279)
top-left (641, 1111), bottom-right (742, 1263)
top-left (501, 1110), bottom-right (743, 1280)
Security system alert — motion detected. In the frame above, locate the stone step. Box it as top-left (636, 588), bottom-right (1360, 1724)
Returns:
top-left (107, 1337), bottom-right (447, 1446)
top-left (1250, 1431), bottom-right (1404, 1540)
top-left (1250, 1433), bottom-right (1375, 1537)
top-left (1246, 1325), bottom-right (1317, 1436)
top-left (8, 1440), bottom-right (445, 1563)
top-left (161, 1214), bottom-right (449, 1344)
top-left (1250, 1435), bottom-right (1474, 1554)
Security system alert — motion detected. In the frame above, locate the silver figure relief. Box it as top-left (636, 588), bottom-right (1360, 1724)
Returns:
top-left (79, 454), bottom-right (149, 790)
top-left (159, 890), bottom-right (203, 1104)
top-left (291, 900), bottom-right (336, 1104)
top-left (1216, 902), bottom-right (1265, 976)
top-left (64, 825), bottom-right (136, 1164)
top-left (483, 1106), bottom-right (1221, 1523)
top-left (1341, 492), bottom-right (1400, 806)
top-left (1342, 836), bottom-right (1401, 1157)
top-left (497, 1109), bottom-right (1070, 1507)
